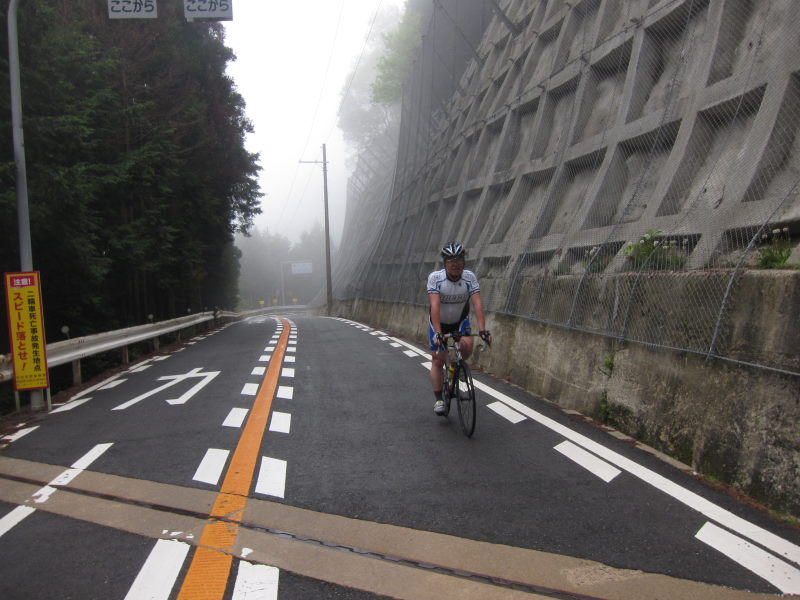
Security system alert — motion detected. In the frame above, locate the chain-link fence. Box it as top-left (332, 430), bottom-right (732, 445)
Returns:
top-left (332, 0), bottom-right (800, 377)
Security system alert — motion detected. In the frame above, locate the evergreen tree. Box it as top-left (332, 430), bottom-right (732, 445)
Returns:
top-left (0, 0), bottom-right (262, 351)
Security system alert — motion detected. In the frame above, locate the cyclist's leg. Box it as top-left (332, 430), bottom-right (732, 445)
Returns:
top-left (429, 322), bottom-right (448, 414)
top-left (429, 321), bottom-right (445, 393)
top-left (457, 317), bottom-right (475, 359)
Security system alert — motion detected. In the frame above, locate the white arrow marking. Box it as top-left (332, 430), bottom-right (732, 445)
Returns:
top-left (113, 368), bottom-right (219, 410)
top-left (165, 370), bottom-right (220, 405)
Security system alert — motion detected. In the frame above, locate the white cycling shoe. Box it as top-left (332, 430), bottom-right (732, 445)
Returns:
top-left (433, 399), bottom-right (447, 415)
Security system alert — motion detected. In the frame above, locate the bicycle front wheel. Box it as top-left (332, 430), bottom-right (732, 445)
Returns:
top-left (455, 360), bottom-right (476, 437)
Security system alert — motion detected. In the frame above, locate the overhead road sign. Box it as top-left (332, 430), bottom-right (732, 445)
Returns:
top-left (184, 0), bottom-right (232, 21)
top-left (4, 271), bottom-right (49, 391)
top-left (291, 262), bottom-right (313, 275)
top-left (108, 0), bottom-right (158, 19)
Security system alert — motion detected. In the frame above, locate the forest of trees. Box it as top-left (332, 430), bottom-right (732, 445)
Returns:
top-left (0, 0), bottom-right (261, 350)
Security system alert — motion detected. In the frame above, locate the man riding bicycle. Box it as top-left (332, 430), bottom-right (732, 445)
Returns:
top-left (427, 242), bottom-right (492, 415)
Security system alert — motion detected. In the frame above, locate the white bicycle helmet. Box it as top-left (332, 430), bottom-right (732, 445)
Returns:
top-left (441, 242), bottom-right (465, 259)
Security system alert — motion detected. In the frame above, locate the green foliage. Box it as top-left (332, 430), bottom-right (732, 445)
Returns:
top-left (593, 390), bottom-right (631, 427)
top-left (0, 1), bottom-right (261, 352)
top-left (601, 354), bottom-right (615, 376)
top-left (338, 5), bottom-right (402, 151)
top-left (757, 227), bottom-right (793, 269)
top-left (623, 229), bottom-right (687, 271)
top-left (370, 10), bottom-right (422, 105)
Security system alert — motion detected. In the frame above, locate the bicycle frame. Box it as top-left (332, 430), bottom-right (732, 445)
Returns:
top-left (436, 333), bottom-right (479, 437)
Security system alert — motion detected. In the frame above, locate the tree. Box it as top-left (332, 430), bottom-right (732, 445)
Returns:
top-left (370, 8), bottom-right (422, 105)
top-left (0, 0), bottom-right (262, 352)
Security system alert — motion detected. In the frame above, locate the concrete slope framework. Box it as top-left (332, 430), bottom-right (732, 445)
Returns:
top-left (335, 0), bottom-right (800, 375)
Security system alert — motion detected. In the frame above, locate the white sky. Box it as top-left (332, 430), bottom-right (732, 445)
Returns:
top-left (223, 1), bottom-right (403, 245)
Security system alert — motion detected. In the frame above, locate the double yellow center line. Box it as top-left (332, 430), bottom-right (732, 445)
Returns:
top-left (177, 319), bottom-right (289, 599)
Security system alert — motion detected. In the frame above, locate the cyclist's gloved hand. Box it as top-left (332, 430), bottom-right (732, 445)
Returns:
top-left (479, 330), bottom-right (492, 346)
top-left (434, 332), bottom-right (444, 348)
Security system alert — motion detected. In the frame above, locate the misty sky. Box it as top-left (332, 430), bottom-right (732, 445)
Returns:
top-left (223, 1), bottom-right (403, 245)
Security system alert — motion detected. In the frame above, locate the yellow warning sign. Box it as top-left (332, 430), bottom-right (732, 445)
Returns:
top-left (4, 271), bottom-right (49, 391)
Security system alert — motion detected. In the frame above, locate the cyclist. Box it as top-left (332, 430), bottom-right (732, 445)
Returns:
top-left (427, 242), bottom-right (492, 415)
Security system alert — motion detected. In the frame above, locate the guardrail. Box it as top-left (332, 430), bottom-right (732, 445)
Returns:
top-left (0, 306), bottom-right (303, 386)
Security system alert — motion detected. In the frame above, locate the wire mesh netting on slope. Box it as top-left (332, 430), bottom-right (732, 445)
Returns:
top-left (333, 0), bottom-right (800, 377)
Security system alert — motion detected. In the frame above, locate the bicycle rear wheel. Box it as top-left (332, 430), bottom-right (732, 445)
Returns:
top-left (454, 360), bottom-right (476, 437)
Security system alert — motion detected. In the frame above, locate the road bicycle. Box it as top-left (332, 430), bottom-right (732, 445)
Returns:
top-left (438, 333), bottom-right (484, 438)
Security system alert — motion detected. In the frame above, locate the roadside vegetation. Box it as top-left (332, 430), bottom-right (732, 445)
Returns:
top-left (1, 1), bottom-right (261, 348)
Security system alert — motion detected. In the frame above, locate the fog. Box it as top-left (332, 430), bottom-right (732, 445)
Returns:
top-left (223, 1), bottom-right (404, 245)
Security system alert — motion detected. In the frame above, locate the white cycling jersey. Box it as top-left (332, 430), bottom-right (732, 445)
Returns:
top-left (426, 269), bottom-right (481, 325)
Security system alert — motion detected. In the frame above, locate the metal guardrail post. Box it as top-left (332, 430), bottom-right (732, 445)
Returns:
top-left (72, 360), bottom-right (82, 386)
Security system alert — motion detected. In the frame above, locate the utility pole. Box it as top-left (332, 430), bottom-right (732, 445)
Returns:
top-left (8, 0), bottom-right (32, 272)
top-left (8, 0), bottom-right (45, 411)
top-left (299, 144), bottom-right (333, 315)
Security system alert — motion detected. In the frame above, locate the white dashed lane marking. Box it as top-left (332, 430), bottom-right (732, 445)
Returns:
top-left (269, 412), bottom-right (291, 434)
top-left (241, 383), bottom-right (259, 396)
top-left (124, 539), bottom-right (190, 600)
top-left (193, 449), bottom-right (230, 485)
top-left (255, 457), bottom-right (287, 498)
top-left (223, 408), bottom-right (249, 428)
top-left (233, 561), bottom-right (279, 600)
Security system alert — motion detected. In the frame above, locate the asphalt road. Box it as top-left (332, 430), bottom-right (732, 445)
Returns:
top-left (0, 313), bottom-right (798, 599)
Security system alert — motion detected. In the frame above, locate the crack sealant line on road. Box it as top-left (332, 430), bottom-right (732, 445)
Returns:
top-left (0, 461), bottom-right (784, 600)
top-left (174, 318), bottom-right (290, 600)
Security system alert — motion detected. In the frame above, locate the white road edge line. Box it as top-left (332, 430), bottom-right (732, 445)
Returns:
top-left (695, 522), bottom-right (800, 594)
top-left (50, 397), bottom-right (92, 413)
top-left (233, 560), bottom-right (280, 600)
top-left (0, 443), bottom-right (113, 537)
top-left (486, 401), bottom-right (526, 424)
top-left (71, 372), bottom-right (124, 400)
top-left (388, 336), bottom-right (428, 357)
top-left (555, 441), bottom-right (621, 483)
top-left (1, 426), bottom-right (39, 442)
top-left (0, 506), bottom-right (36, 537)
top-left (470, 378), bottom-right (800, 566)
top-left (124, 539), bottom-right (191, 600)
